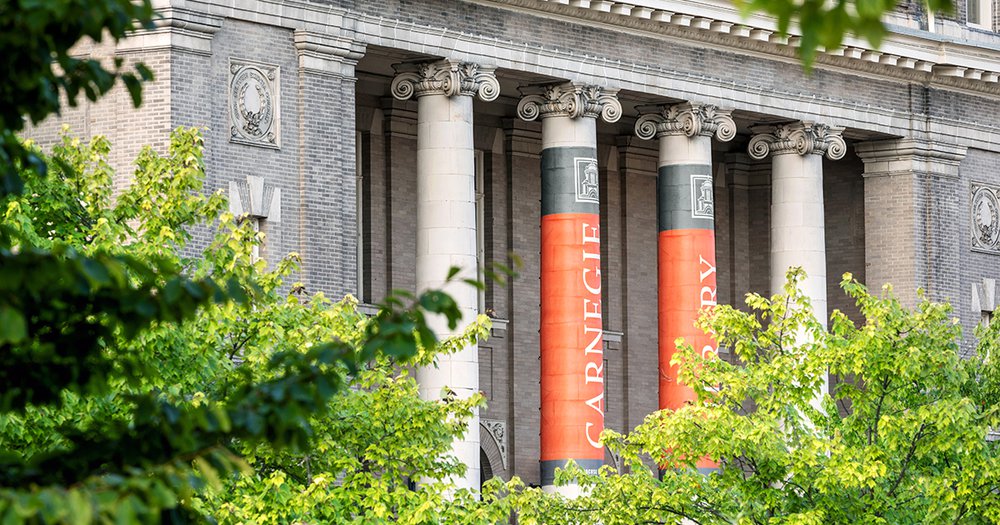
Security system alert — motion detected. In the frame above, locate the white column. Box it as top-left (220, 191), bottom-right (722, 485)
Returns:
top-left (748, 122), bottom-right (845, 326)
top-left (391, 60), bottom-right (500, 492)
top-left (748, 122), bottom-right (846, 399)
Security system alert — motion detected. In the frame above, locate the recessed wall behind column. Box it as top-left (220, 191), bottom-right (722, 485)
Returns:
top-left (824, 152), bottom-right (866, 323)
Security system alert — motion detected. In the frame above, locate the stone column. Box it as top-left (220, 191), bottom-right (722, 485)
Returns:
top-left (391, 59), bottom-right (500, 491)
top-left (748, 122), bottom-right (846, 327)
top-left (517, 82), bottom-right (621, 496)
top-left (635, 103), bottom-right (735, 473)
top-left (748, 122), bottom-right (845, 403)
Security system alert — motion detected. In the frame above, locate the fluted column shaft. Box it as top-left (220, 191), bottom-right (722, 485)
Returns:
top-left (635, 103), bottom-right (735, 474)
top-left (518, 82), bottom-right (621, 496)
top-left (392, 59), bottom-right (499, 492)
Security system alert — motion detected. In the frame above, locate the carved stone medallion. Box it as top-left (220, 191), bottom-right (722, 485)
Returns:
top-left (972, 183), bottom-right (1000, 254)
top-left (229, 59), bottom-right (280, 149)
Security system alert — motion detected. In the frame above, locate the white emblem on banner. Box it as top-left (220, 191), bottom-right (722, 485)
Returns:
top-left (690, 174), bottom-right (714, 219)
top-left (574, 157), bottom-right (600, 204)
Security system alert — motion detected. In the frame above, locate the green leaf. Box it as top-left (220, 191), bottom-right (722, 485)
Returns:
top-left (0, 304), bottom-right (27, 343)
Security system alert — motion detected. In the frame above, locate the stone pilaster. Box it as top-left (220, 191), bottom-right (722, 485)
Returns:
top-left (392, 59), bottom-right (499, 492)
top-left (854, 139), bottom-right (966, 308)
top-left (517, 82), bottom-right (621, 496)
top-left (614, 137), bottom-right (659, 435)
top-left (635, 103), bottom-right (735, 474)
top-left (293, 31), bottom-right (366, 297)
top-left (502, 118), bottom-right (542, 486)
top-left (722, 153), bottom-right (770, 307)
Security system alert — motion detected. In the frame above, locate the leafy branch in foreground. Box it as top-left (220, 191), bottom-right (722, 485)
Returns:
top-left (0, 0), bottom-right (157, 195)
top-left (731, 0), bottom-right (953, 70)
top-left (0, 129), bottom-right (473, 523)
top-left (514, 268), bottom-right (1000, 524)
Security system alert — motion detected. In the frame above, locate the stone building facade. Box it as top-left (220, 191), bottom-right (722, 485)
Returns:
top-left (29, 0), bottom-right (1000, 493)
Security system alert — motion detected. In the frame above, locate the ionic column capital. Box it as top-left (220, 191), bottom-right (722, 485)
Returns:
top-left (634, 103), bottom-right (736, 142)
top-left (747, 121), bottom-right (846, 160)
top-left (517, 82), bottom-right (622, 122)
top-left (390, 59), bottom-right (500, 101)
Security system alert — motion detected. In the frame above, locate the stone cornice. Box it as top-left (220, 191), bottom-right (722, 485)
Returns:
top-left (748, 121), bottom-right (847, 159)
top-left (117, 7), bottom-right (221, 55)
top-left (483, 0), bottom-right (1000, 90)
top-left (391, 60), bottom-right (500, 101)
top-left (634, 103), bottom-right (736, 141)
top-left (293, 30), bottom-right (366, 78)
top-left (163, 0), bottom-right (1000, 151)
top-left (855, 138), bottom-right (967, 178)
top-left (517, 82), bottom-right (622, 122)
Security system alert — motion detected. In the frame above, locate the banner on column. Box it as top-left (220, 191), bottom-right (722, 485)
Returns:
top-left (540, 147), bottom-right (605, 486)
top-left (657, 163), bottom-right (718, 472)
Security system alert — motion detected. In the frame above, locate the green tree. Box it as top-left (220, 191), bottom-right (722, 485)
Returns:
top-left (199, 313), bottom-right (515, 524)
top-left (0, 129), bottom-right (472, 522)
top-left (0, 0), bottom-right (155, 194)
top-left (513, 269), bottom-right (1000, 524)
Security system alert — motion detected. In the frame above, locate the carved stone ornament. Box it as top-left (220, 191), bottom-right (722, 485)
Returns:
top-left (517, 82), bottom-right (622, 123)
top-left (229, 175), bottom-right (281, 223)
top-left (634, 103), bottom-right (737, 142)
top-left (747, 121), bottom-right (846, 160)
top-left (972, 183), bottom-right (1000, 254)
top-left (229, 59), bottom-right (280, 149)
top-left (691, 174), bottom-right (715, 219)
top-left (479, 418), bottom-right (508, 470)
top-left (972, 278), bottom-right (997, 314)
top-left (391, 59), bottom-right (500, 101)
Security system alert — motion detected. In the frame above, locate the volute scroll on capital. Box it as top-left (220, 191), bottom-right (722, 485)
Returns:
top-left (747, 121), bottom-right (847, 160)
top-left (390, 59), bottom-right (500, 101)
top-left (634, 103), bottom-right (736, 142)
top-left (517, 82), bottom-right (622, 123)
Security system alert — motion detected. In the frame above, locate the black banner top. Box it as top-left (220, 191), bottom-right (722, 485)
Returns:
top-left (657, 163), bottom-right (715, 231)
top-left (542, 146), bottom-right (601, 216)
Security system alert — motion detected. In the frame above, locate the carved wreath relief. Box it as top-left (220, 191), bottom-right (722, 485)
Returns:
top-left (229, 59), bottom-right (279, 148)
top-left (575, 157), bottom-right (600, 204)
top-left (972, 182), bottom-right (1000, 253)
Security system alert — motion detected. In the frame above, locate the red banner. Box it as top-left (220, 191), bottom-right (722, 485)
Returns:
top-left (658, 228), bottom-right (717, 470)
top-left (540, 213), bottom-right (605, 464)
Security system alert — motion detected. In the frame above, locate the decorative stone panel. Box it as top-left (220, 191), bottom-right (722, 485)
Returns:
top-left (972, 182), bottom-right (1000, 254)
top-left (972, 278), bottom-right (996, 314)
top-left (479, 418), bottom-right (508, 470)
top-left (229, 175), bottom-right (281, 223)
top-left (229, 59), bottom-right (280, 149)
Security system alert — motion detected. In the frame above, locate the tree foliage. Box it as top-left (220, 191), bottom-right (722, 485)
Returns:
top-left (734, 0), bottom-right (954, 69)
top-left (516, 269), bottom-right (1000, 524)
top-left (0, 129), bottom-right (473, 523)
top-left (0, 0), bottom-right (156, 195)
